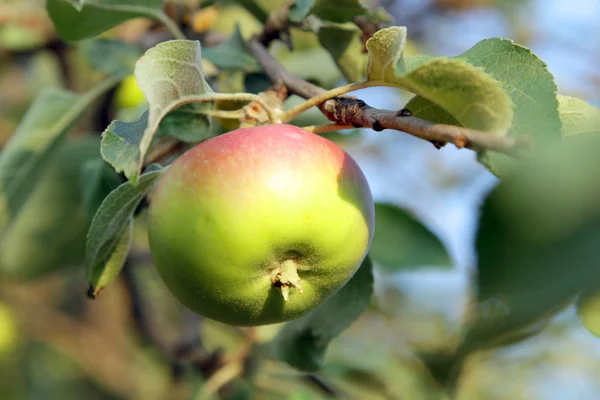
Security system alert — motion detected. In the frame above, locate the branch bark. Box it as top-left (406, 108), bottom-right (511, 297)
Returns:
top-left (246, 37), bottom-right (526, 154)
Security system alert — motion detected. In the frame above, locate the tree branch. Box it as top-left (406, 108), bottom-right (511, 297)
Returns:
top-left (246, 37), bottom-right (526, 154)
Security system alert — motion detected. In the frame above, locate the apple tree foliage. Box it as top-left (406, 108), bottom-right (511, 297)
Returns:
top-left (2, 0), bottom-right (600, 392)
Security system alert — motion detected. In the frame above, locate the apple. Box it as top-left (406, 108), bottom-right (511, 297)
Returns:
top-left (114, 74), bottom-right (146, 110)
top-left (147, 124), bottom-right (375, 326)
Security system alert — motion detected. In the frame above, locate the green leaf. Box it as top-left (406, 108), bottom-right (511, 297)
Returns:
top-left (577, 289), bottom-right (600, 338)
top-left (101, 111), bottom-right (148, 183)
top-left (85, 165), bottom-right (164, 296)
top-left (290, 0), bottom-right (367, 23)
top-left (365, 26), bottom-right (407, 80)
top-left (80, 39), bottom-right (141, 75)
top-left (407, 38), bottom-right (560, 176)
top-left (317, 24), bottom-right (367, 83)
top-left (128, 40), bottom-right (213, 184)
top-left (203, 25), bottom-right (258, 72)
top-left (101, 107), bottom-right (214, 183)
top-left (46, 0), bottom-right (163, 41)
top-left (0, 137), bottom-right (101, 280)
top-left (0, 74), bottom-right (123, 230)
top-left (81, 157), bottom-right (124, 219)
top-left (367, 27), bottom-right (514, 136)
top-left (289, 0), bottom-right (314, 22)
top-left (468, 134), bottom-right (600, 348)
top-left (370, 203), bottom-right (452, 271)
top-left (88, 217), bottom-right (134, 298)
top-left (271, 256), bottom-right (373, 371)
top-left (558, 94), bottom-right (600, 138)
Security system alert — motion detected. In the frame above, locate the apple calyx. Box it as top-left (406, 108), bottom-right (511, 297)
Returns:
top-left (269, 259), bottom-right (303, 301)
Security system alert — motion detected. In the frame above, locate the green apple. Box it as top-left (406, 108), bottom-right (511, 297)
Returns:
top-left (114, 74), bottom-right (146, 110)
top-left (148, 124), bottom-right (375, 326)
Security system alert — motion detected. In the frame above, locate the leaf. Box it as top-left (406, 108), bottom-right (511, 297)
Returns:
top-left (366, 27), bottom-right (514, 136)
top-left (80, 38), bottom-right (141, 75)
top-left (577, 289), bottom-right (600, 338)
top-left (365, 26), bottom-right (407, 81)
top-left (101, 111), bottom-right (148, 182)
top-left (370, 203), bottom-right (452, 271)
top-left (81, 157), bottom-right (124, 219)
top-left (289, 0), bottom-right (367, 23)
top-left (558, 94), bottom-right (600, 138)
top-left (271, 256), bottom-right (374, 371)
top-left (467, 134), bottom-right (600, 348)
top-left (85, 164), bottom-right (164, 296)
top-left (202, 25), bottom-right (259, 71)
top-left (0, 74), bottom-right (122, 230)
top-left (101, 107), bottom-right (214, 183)
top-left (0, 137), bottom-right (101, 280)
top-left (46, 0), bottom-right (163, 41)
top-left (406, 38), bottom-right (560, 176)
top-left (88, 217), bottom-right (133, 298)
top-left (130, 40), bottom-right (214, 184)
top-left (289, 0), bottom-right (314, 22)
top-left (317, 24), bottom-right (367, 83)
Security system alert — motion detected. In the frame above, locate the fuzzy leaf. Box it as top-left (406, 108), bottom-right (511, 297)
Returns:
top-left (367, 27), bottom-right (514, 136)
top-left (131, 40), bottom-right (213, 184)
top-left (558, 94), bottom-right (600, 138)
top-left (406, 38), bottom-right (560, 176)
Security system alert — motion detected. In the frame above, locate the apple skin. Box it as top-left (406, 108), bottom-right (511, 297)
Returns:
top-left (147, 124), bottom-right (374, 326)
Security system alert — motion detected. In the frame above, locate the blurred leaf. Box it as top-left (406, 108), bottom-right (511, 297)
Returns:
top-left (0, 137), bottom-right (100, 280)
top-left (88, 217), bottom-right (133, 298)
top-left (46, 0), bottom-right (163, 41)
top-left (80, 39), bottom-right (141, 75)
top-left (122, 40), bottom-right (213, 184)
top-left (203, 25), bottom-right (259, 71)
top-left (406, 38), bottom-right (560, 176)
top-left (370, 203), bottom-right (452, 271)
top-left (85, 164), bottom-right (163, 296)
top-left (271, 256), bottom-right (373, 371)
top-left (317, 24), bottom-right (366, 83)
top-left (558, 94), bottom-right (600, 138)
top-left (468, 134), bottom-right (600, 348)
top-left (577, 289), bottom-right (600, 338)
top-left (81, 157), bottom-right (123, 219)
top-left (289, 0), bottom-right (367, 23)
top-left (367, 27), bottom-right (514, 136)
top-left (0, 24), bottom-right (46, 51)
top-left (0, 74), bottom-right (122, 231)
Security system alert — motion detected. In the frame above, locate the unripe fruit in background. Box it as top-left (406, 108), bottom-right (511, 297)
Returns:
top-left (148, 124), bottom-right (375, 326)
top-left (114, 74), bottom-right (145, 110)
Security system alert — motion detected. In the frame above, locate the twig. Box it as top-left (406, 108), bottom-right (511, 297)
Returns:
top-left (154, 10), bottom-right (186, 40)
top-left (246, 37), bottom-right (526, 154)
top-left (303, 123), bottom-right (355, 134)
top-left (303, 375), bottom-right (339, 398)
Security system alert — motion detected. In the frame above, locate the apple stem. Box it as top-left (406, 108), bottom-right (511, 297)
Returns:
top-left (270, 259), bottom-right (303, 301)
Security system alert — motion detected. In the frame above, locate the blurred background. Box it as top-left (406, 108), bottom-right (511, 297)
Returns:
top-left (1, 0), bottom-right (600, 399)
